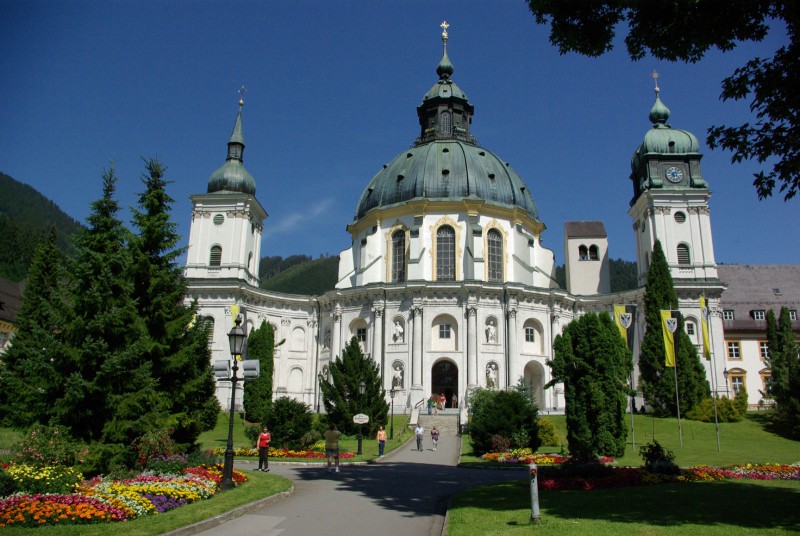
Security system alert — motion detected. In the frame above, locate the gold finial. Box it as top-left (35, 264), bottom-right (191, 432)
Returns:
top-left (440, 20), bottom-right (449, 41)
top-left (238, 85), bottom-right (247, 107)
top-left (651, 70), bottom-right (660, 96)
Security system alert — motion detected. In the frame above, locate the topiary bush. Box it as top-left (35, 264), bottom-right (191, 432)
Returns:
top-left (264, 396), bottom-right (313, 449)
top-left (469, 388), bottom-right (540, 455)
top-left (537, 417), bottom-right (561, 446)
top-left (686, 395), bottom-right (743, 422)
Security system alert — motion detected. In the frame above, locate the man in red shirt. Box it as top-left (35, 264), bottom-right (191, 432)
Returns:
top-left (258, 427), bottom-right (271, 472)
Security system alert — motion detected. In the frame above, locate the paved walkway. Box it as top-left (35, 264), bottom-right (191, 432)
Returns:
top-left (176, 433), bottom-right (525, 536)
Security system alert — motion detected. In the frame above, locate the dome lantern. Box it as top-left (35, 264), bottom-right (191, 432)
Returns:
top-left (207, 89), bottom-right (256, 195)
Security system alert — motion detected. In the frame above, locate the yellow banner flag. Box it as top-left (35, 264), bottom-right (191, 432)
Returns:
top-left (614, 305), bottom-right (636, 352)
top-left (661, 310), bottom-right (679, 367)
top-left (700, 297), bottom-right (711, 360)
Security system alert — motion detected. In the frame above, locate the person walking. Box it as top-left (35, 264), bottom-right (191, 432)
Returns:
top-left (376, 425), bottom-right (387, 457)
top-left (324, 424), bottom-right (341, 473)
top-left (414, 424), bottom-right (424, 451)
top-left (430, 426), bottom-right (440, 451)
top-left (257, 426), bottom-right (271, 472)
top-left (427, 396), bottom-right (433, 416)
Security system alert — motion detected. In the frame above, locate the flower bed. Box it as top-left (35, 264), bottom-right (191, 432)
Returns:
top-left (211, 447), bottom-right (354, 459)
top-left (480, 449), bottom-right (612, 465)
top-left (0, 464), bottom-right (248, 528)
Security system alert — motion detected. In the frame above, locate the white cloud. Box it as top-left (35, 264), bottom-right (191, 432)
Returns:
top-left (269, 198), bottom-right (336, 234)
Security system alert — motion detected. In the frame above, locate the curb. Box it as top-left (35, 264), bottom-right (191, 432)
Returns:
top-left (163, 486), bottom-right (295, 536)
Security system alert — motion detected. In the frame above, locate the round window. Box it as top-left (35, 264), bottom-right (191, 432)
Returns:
top-left (674, 211), bottom-right (686, 223)
top-left (213, 214), bottom-right (224, 225)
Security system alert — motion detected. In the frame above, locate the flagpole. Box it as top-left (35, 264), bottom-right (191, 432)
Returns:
top-left (704, 295), bottom-right (721, 452)
top-left (673, 364), bottom-right (683, 447)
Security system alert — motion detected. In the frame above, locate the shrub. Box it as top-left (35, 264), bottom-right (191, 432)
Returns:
top-left (686, 396), bottom-right (742, 422)
top-left (132, 429), bottom-right (180, 468)
top-left (12, 425), bottom-right (86, 467)
top-left (469, 388), bottom-right (540, 455)
top-left (491, 434), bottom-right (511, 453)
top-left (244, 424), bottom-right (261, 447)
top-left (147, 454), bottom-right (189, 475)
top-left (734, 387), bottom-right (749, 416)
top-left (264, 396), bottom-right (313, 449)
top-left (639, 440), bottom-right (679, 475)
top-left (537, 417), bottom-right (561, 446)
top-left (299, 430), bottom-right (322, 449)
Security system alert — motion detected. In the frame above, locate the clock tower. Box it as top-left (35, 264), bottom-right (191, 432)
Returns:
top-left (628, 74), bottom-right (717, 286)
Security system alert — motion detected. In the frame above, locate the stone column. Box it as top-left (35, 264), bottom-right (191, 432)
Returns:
top-left (411, 304), bottom-right (423, 398)
top-left (331, 306), bottom-right (342, 358)
top-left (467, 304), bottom-right (478, 389)
top-left (506, 307), bottom-right (517, 389)
top-left (371, 305), bottom-right (383, 364)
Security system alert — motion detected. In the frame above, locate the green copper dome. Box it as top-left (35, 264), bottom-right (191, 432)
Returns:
top-left (354, 23), bottom-right (538, 222)
top-left (631, 93), bottom-right (700, 173)
top-left (208, 101), bottom-right (256, 195)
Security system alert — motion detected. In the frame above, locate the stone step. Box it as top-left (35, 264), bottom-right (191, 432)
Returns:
top-left (416, 414), bottom-right (461, 436)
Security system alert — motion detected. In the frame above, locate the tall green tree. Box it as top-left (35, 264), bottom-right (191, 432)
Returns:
top-left (547, 312), bottom-right (632, 462)
top-left (0, 228), bottom-right (68, 426)
top-left (766, 307), bottom-right (800, 435)
top-left (638, 241), bottom-right (709, 416)
top-left (318, 337), bottom-right (388, 436)
top-left (54, 167), bottom-right (165, 454)
top-left (129, 158), bottom-right (218, 446)
top-left (244, 320), bottom-right (275, 424)
top-left (526, 1), bottom-right (800, 201)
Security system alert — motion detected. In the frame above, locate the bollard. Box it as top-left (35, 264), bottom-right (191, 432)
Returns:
top-left (529, 462), bottom-right (540, 524)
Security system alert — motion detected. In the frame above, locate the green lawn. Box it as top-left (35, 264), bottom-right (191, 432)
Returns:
top-left (452, 412), bottom-right (800, 535)
top-left (448, 479), bottom-right (800, 535)
top-left (460, 413), bottom-right (800, 467)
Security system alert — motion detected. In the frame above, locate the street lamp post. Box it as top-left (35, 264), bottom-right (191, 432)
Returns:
top-left (357, 380), bottom-right (366, 455)
top-left (221, 315), bottom-right (247, 491)
top-left (389, 388), bottom-right (396, 440)
top-left (723, 368), bottom-right (730, 397)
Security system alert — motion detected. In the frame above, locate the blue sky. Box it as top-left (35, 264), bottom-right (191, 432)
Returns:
top-left (2, 1), bottom-right (796, 267)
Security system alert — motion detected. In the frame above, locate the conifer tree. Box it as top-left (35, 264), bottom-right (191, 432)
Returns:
top-left (129, 159), bottom-right (218, 446)
top-left (318, 337), bottom-right (388, 436)
top-left (54, 167), bottom-right (166, 454)
top-left (766, 307), bottom-right (800, 435)
top-left (0, 228), bottom-right (68, 426)
top-left (548, 312), bottom-right (632, 461)
top-left (638, 240), bottom-right (710, 416)
top-left (244, 320), bottom-right (275, 424)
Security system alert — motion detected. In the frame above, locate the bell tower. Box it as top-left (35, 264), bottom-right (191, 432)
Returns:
top-left (185, 93), bottom-right (267, 286)
top-left (628, 73), bottom-right (717, 286)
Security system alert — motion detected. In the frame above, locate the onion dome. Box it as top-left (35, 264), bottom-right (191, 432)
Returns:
top-left (354, 22), bottom-right (539, 221)
top-left (208, 97), bottom-right (256, 195)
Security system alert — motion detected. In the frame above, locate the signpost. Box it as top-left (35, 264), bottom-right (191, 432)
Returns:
top-left (353, 413), bottom-right (369, 455)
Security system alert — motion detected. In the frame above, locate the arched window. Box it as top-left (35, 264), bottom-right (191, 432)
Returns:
top-left (209, 245), bottom-right (222, 267)
top-left (677, 243), bottom-right (691, 265)
top-left (436, 225), bottom-right (455, 281)
top-left (578, 245), bottom-right (588, 261)
top-left (391, 230), bottom-right (406, 282)
top-left (487, 229), bottom-right (503, 282)
top-left (439, 111), bottom-right (452, 136)
top-left (589, 245), bottom-right (599, 261)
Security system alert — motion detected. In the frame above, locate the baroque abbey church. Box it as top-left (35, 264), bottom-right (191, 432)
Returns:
top-left (184, 24), bottom-right (727, 414)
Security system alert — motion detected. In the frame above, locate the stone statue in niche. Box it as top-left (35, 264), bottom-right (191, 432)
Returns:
top-left (485, 319), bottom-right (497, 343)
top-left (486, 363), bottom-right (498, 389)
top-left (393, 320), bottom-right (405, 343)
top-left (323, 329), bottom-right (331, 349)
top-left (392, 364), bottom-right (404, 389)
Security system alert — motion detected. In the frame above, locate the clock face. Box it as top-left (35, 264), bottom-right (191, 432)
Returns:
top-left (665, 166), bottom-right (684, 183)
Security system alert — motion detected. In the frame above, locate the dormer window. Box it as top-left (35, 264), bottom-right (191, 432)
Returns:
top-left (752, 310), bottom-right (766, 321)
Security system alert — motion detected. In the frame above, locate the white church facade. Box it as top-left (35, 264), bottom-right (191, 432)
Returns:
top-left (184, 25), bottom-right (728, 414)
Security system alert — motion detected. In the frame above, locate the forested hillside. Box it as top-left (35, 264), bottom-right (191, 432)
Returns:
top-left (0, 172), bottom-right (84, 281)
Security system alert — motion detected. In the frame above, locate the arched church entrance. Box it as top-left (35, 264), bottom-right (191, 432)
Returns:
top-left (523, 361), bottom-right (546, 411)
top-left (431, 359), bottom-right (458, 408)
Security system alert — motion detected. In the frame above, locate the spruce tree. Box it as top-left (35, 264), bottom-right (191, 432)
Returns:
top-left (766, 307), bottom-right (800, 435)
top-left (548, 312), bottom-right (632, 462)
top-left (0, 228), bottom-right (68, 426)
top-left (129, 158), bottom-right (218, 446)
top-left (318, 337), bottom-right (388, 436)
top-left (55, 167), bottom-right (166, 453)
top-left (638, 240), bottom-right (710, 416)
top-left (244, 320), bottom-right (275, 424)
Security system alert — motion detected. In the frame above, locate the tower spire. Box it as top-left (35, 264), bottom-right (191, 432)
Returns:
top-left (648, 70), bottom-right (670, 126)
top-left (436, 20), bottom-right (454, 80)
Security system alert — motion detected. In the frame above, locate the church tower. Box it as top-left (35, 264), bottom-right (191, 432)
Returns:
top-left (628, 74), bottom-right (718, 287)
top-left (184, 96), bottom-right (267, 287)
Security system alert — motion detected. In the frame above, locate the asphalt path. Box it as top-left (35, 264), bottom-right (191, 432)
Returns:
top-left (181, 434), bottom-right (526, 536)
